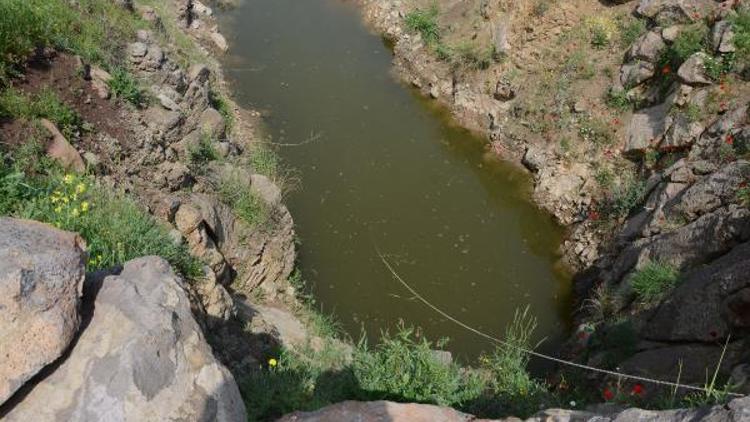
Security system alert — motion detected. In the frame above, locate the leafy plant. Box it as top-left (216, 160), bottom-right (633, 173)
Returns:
top-left (404, 6), bottom-right (440, 45)
top-left (108, 68), bottom-right (145, 106)
top-left (730, 6), bottom-right (750, 69)
top-left (605, 87), bottom-right (632, 110)
top-left (659, 24), bottom-right (707, 69)
top-left (630, 261), bottom-right (679, 303)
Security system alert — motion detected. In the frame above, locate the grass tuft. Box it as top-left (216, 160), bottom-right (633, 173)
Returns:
top-left (630, 261), bottom-right (679, 304)
top-left (404, 6), bottom-right (440, 45)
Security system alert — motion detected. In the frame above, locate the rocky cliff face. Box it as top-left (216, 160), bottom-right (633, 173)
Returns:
top-left (356, 0), bottom-right (750, 411)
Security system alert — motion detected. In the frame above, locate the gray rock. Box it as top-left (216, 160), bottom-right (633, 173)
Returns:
top-left (157, 93), bottom-right (180, 111)
top-left (628, 31), bottom-right (666, 62)
top-left (660, 113), bottom-right (704, 150)
top-left (251, 174), bottom-right (282, 206)
top-left (0, 219), bottom-right (86, 406)
top-left (625, 102), bottom-right (668, 155)
top-left (636, 0), bottom-right (717, 24)
top-left (211, 31), bottom-right (229, 52)
top-left (199, 108), bottom-right (226, 140)
top-left (712, 20), bottom-right (736, 53)
top-left (643, 241), bottom-right (750, 343)
top-left (492, 18), bottom-right (511, 56)
top-left (678, 52), bottom-right (713, 85)
top-left (2, 257), bottom-right (246, 421)
top-left (493, 79), bottom-right (515, 101)
top-left (128, 42), bottom-right (148, 58)
top-left (620, 61), bottom-right (655, 88)
top-left (521, 144), bottom-right (548, 173)
top-left (188, 64), bottom-right (211, 84)
top-left (662, 25), bottom-right (681, 42)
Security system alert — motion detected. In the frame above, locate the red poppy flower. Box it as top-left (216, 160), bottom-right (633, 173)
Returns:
top-left (727, 134), bottom-right (734, 145)
top-left (588, 210), bottom-right (600, 221)
top-left (740, 182), bottom-right (747, 188)
top-left (662, 65), bottom-right (671, 75)
top-left (603, 387), bottom-right (615, 401)
top-left (631, 384), bottom-right (645, 396)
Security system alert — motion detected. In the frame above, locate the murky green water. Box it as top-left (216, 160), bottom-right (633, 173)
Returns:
top-left (218, 0), bottom-right (571, 362)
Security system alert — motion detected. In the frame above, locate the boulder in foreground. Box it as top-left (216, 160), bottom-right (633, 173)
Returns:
top-left (0, 218), bottom-right (86, 405)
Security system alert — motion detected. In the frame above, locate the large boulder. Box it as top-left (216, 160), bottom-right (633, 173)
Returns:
top-left (625, 102), bottom-right (669, 155)
top-left (678, 52), bottom-right (713, 85)
top-left (628, 31), bottom-right (666, 63)
top-left (1, 257), bottom-right (246, 421)
top-left (0, 219), bottom-right (86, 405)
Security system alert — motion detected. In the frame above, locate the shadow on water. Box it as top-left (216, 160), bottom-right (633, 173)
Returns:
top-left (217, 0), bottom-right (573, 366)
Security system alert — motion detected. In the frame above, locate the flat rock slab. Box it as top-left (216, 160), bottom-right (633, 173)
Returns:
top-left (2, 257), bottom-right (246, 422)
top-left (0, 218), bottom-right (86, 406)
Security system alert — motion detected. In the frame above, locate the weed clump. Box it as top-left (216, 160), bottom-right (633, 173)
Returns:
top-left (404, 6), bottom-right (440, 45)
top-left (108, 68), bottom-right (145, 106)
top-left (630, 261), bottom-right (679, 303)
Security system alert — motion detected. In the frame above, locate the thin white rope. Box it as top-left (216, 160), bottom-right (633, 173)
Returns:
top-left (375, 249), bottom-right (743, 398)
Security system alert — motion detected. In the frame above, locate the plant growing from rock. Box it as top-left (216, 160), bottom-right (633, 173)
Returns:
top-left (404, 5), bottom-right (440, 46)
top-left (629, 261), bottom-right (679, 304)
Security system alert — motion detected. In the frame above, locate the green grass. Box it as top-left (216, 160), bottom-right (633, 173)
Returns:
top-left (731, 6), bottom-right (750, 69)
top-left (598, 175), bottom-right (646, 220)
top-left (404, 6), bottom-right (440, 45)
top-left (0, 0), bottom-right (145, 84)
top-left (659, 24), bottom-right (707, 70)
top-left (0, 88), bottom-right (82, 139)
top-left (108, 67), bottom-right (145, 106)
top-left (618, 16), bottom-right (646, 48)
top-left (219, 173), bottom-right (270, 229)
top-left (630, 261), bottom-right (679, 303)
top-left (0, 154), bottom-right (201, 277)
top-left (209, 90), bottom-right (234, 130)
top-left (249, 146), bottom-right (280, 179)
top-left (238, 306), bottom-right (555, 421)
top-left (604, 87), bottom-right (632, 111)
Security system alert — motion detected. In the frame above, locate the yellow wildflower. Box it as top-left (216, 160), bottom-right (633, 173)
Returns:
top-left (54, 206), bottom-right (62, 214)
top-left (72, 208), bottom-right (80, 217)
top-left (63, 174), bottom-right (75, 185)
top-left (75, 183), bottom-right (87, 194)
top-left (81, 202), bottom-right (90, 212)
top-left (268, 358), bottom-right (278, 368)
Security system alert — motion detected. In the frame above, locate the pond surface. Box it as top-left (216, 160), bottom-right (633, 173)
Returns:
top-left (218, 0), bottom-right (571, 362)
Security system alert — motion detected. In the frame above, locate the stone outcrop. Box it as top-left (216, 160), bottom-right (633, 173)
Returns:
top-left (0, 219), bottom-right (86, 406)
top-left (2, 257), bottom-right (246, 422)
top-left (279, 398), bottom-right (750, 421)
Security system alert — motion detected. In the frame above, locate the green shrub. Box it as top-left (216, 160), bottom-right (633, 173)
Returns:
top-left (591, 25), bottom-right (610, 49)
top-left (474, 307), bottom-right (552, 417)
top-left (404, 6), bottom-right (440, 45)
top-left (598, 175), bottom-right (646, 219)
top-left (659, 24), bottom-right (707, 69)
top-left (0, 161), bottom-right (201, 277)
top-left (578, 116), bottom-right (613, 146)
top-left (0, 88), bottom-right (82, 138)
top-left (630, 261), bottom-right (679, 303)
top-left (108, 68), bottom-right (145, 106)
top-left (353, 327), bottom-right (484, 406)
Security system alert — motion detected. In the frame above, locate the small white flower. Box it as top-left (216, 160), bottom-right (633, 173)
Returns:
top-left (570, 400), bottom-right (577, 407)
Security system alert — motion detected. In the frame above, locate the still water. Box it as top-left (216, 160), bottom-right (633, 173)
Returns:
top-left (218, 0), bottom-right (571, 362)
